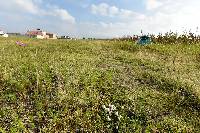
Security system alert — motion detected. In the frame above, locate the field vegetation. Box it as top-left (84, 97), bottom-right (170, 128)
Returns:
top-left (1, 35), bottom-right (200, 132)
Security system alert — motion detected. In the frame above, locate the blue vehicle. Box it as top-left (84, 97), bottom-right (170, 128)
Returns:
top-left (137, 35), bottom-right (151, 45)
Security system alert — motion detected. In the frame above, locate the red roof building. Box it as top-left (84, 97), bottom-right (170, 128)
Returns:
top-left (26, 29), bottom-right (57, 39)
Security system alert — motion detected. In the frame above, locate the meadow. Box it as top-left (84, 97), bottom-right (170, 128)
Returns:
top-left (0, 36), bottom-right (200, 132)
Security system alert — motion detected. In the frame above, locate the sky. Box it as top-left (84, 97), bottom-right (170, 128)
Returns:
top-left (0, 0), bottom-right (200, 38)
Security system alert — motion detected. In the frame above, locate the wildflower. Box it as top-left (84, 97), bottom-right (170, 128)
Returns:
top-left (102, 105), bottom-right (106, 109)
top-left (118, 115), bottom-right (122, 120)
top-left (16, 41), bottom-right (27, 46)
top-left (115, 111), bottom-right (119, 116)
top-left (107, 116), bottom-right (111, 121)
top-left (103, 106), bottom-right (110, 113)
top-left (109, 104), bottom-right (116, 112)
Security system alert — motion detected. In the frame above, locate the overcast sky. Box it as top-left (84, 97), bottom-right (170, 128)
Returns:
top-left (0, 0), bottom-right (200, 38)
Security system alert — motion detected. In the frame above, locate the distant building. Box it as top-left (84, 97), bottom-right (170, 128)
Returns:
top-left (46, 32), bottom-right (57, 39)
top-left (0, 30), bottom-right (8, 38)
top-left (2, 34), bottom-right (8, 38)
top-left (60, 36), bottom-right (71, 39)
top-left (26, 29), bottom-right (57, 39)
top-left (0, 30), bottom-right (4, 35)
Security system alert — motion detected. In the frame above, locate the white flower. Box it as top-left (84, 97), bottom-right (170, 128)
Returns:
top-left (102, 105), bottom-right (110, 112)
top-left (115, 111), bottom-right (119, 116)
top-left (107, 116), bottom-right (111, 121)
top-left (109, 104), bottom-right (116, 112)
top-left (102, 105), bottom-right (106, 109)
top-left (118, 115), bottom-right (122, 120)
top-left (105, 108), bottom-right (110, 113)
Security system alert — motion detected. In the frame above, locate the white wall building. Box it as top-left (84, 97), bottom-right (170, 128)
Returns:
top-left (26, 29), bottom-right (57, 39)
top-left (0, 30), bottom-right (4, 35)
top-left (0, 30), bottom-right (9, 38)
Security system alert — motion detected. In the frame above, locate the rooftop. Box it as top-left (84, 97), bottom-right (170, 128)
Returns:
top-left (26, 31), bottom-right (43, 36)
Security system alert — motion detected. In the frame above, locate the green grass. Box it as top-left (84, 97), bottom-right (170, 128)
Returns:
top-left (0, 37), bottom-right (200, 132)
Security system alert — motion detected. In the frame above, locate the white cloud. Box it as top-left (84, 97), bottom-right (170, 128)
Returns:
top-left (44, 7), bottom-right (76, 24)
top-left (145, 0), bottom-right (200, 33)
top-left (15, 0), bottom-right (39, 14)
top-left (87, 1), bottom-right (200, 38)
top-left (109, 6), bottom-right (119, 16)
top-left (0, 0), bottom-right (75, 24)
top-left (91, 3), bottom-right (145, 20)
top-left (91, 3), bottom-right (109, 16)
top-left (119, 9), bottom-right (145, 20)
top-left (146, 0), bottom-right (163, 10)
top-left (0, 0), bottom-right (39, 14)
top-left (53, 8), bottom-right (75, 23)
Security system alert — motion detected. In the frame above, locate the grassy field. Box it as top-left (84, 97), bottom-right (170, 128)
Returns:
top-left (1, 37), bottom-right (200, 132)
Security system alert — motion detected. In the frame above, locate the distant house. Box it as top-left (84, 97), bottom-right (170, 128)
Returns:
top-left (0, 30), bottom-right (4, 35)
top-left (46, 32), bottom-right (57, 39)
top-left (26, 29), bottom-right (57, 39)
top-left (0, 30), bottom-right (8, 38)
top-left (60, 36), bottom-right (71, 39)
